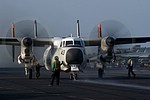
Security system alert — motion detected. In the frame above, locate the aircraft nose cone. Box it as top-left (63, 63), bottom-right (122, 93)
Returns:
top-left (66, 49), bottom-right (83, 64)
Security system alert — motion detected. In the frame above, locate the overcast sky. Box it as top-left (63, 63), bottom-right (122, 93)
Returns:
top-left (0, 0), bottom-right (150, 66)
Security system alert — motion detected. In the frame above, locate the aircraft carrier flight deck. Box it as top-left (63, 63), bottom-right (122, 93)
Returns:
top-left (0, 66), bottom-right (150, 100)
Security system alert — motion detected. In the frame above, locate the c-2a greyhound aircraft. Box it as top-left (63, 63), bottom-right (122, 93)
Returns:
top-left (0, 20), bottom-right (150, 79)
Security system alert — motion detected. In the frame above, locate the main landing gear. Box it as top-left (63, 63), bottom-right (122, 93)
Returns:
top-left (34, 64), bottom-right (41, 79)
top-left (97, 64), bottom-right (105, 78)
top-left (25, 67), bottom-right (33, 79)
top-left (98, 68), bottom-right (104, 78)
top-left (70, 72), bottom-right (78, 80)
top-left (28, 68), bottom-right (33, 79)
top-left (25, 65), bottom-right (41, 79)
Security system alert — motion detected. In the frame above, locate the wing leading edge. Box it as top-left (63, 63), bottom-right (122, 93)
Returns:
top-left (33, 38), bottom-right (53, 46)
top-left (83, 37), bottom-right (150, 47)
top-left (115, 37), bottom-right (150, 45)
top-left (0, 38), bottom-right (20, 45)
top-left (83, 39), bottom-right (101, 46)
top-left (0, 37), bottom-right (53, 47)
top-left (0, 37), bottom-right (150, 47)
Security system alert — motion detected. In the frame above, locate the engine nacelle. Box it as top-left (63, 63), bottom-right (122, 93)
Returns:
top-left (21, 37), bottom-right (33, 47)
top-left (18, 55), bottom-right (24, 64)
top-left (100, 37), bottom-right (115, 63)
top-left (101, 36), bottom-right (115, 52)
top-left (101, 37), bottom-right (109, 52)
top-left (17, 37), bottom-right (34, 64)
top-left (21, 37), bottom-right (33, 57)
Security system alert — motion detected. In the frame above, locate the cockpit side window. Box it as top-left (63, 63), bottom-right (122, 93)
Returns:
top-left (60, 41), bottom-right (62, 47)
top-left (63, 41), bottom-right (65, 47)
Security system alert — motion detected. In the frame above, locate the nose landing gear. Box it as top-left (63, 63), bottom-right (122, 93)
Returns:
top-left (24, 63), bottom-right (41, 79)
top-left (70, 72), bottom-right (78, 80)
top-left (24, 67), bottom-right (33, 79)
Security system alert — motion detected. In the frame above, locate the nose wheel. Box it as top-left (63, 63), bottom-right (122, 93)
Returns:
top-left (34, 64), bottom-right (41, 79)
top-left (28, 69), bottom-right (33, 79)
top-left (98, 64), bottom-right (105, 78)
top-left (35, 72), bottom-right (40, 79)
top-left (70, 72), bottom-right (78, 80)
top-left (98, 68), bottom-right (104, 78)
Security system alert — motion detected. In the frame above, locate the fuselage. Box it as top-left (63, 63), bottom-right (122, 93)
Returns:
top-left (43, 37), bottom-right (87, 72)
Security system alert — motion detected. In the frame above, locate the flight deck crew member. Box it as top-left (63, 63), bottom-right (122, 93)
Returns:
top-left (50, 56), bottom-right (62, 86)
top-left (127, 57), bottom-right (136, 78)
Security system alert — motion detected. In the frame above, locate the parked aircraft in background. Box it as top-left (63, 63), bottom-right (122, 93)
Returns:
top-left (115, 46), bottom-right (150, 68)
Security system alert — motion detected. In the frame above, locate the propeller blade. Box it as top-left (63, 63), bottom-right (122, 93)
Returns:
top-left (90, 20), bottom-right (131, 62)
top-left (6, 19), bottom-right (50, 62)
top-left (12, 23), bottom-right (15, 62)
top-left (12, 45), bottom-right (15, 62)
top-left (77, 20), bottom-right (80, 38)
top-left (34, 20), bottom-right (38, 38)
top-left (97, 23), bottom-right (101, 55)
top-left (100, 20), bottom-right (131, 38)
top-left (90, 20), bottom-right (131, 39)
top-left (12, 23), bottom-right (15, 38)
top-left (97, 23), bottom-right (102, 39)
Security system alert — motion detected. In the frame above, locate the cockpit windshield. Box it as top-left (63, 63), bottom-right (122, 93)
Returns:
top-left (74, 40), bottom-right (81, 47)
top-left (61, 39), bottom-right (83, 47)
top-left (66, 41), bottom-right (73, 46)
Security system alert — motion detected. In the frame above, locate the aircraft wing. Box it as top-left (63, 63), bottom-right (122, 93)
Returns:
top-left (83, 37), bottom-right (150, 46)
top-left (0, 37), bottom-right (20, 45)
top-left (84, 39), bottom-right (101, 46)
top-left (33, 38), bottom-right (53, 46)
top-left (0, 37), bottom-right (53, 47)
top-left (114, 37), bottom-right (150, 45)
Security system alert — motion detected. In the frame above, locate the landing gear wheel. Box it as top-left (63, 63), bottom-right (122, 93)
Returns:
top-left (74, 73), bottom-right (78, 80)
top-left (70, 73), bottom-right (73, 80)
top-left (98, 68), bottom-right (104, 78)
top-left (36, 72), bottom-right (40, 79)
top-left (28, 69), bottom-right (32, 79)
top-left (70, 72), bottom-right (78, 80)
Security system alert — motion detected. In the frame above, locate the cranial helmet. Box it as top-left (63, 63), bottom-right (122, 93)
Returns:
top-left (55, 56), bottom-right (59, 60)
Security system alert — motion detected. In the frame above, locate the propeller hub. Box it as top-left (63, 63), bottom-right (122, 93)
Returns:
top-left (106, 37), bottom-right (115, 47)
top-left (22, 37), bottom-right (32, 47)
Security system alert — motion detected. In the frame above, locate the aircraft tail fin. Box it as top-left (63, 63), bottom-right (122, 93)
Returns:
top-left (11, 23), bottom-right (15, 62)
top-left (77, 20), bottom-right (80, 38)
